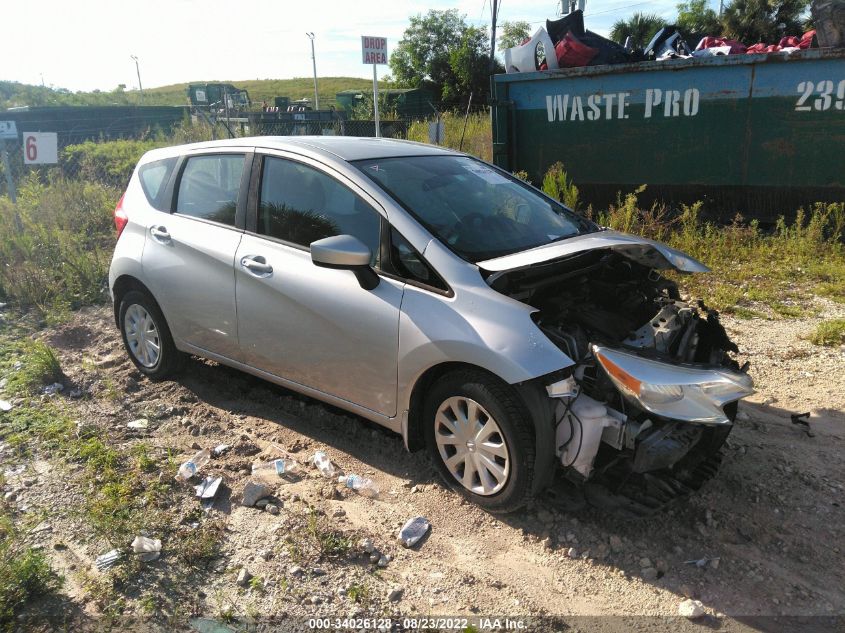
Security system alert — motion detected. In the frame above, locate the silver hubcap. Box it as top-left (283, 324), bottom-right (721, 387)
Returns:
top-left (434, 396), bottom-right (510, 496)
top-left (124, 304), bottom-right (160, 368)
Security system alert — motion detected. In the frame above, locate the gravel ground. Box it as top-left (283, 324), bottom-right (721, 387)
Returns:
top-left (2, 299), bottom-right (844, 632)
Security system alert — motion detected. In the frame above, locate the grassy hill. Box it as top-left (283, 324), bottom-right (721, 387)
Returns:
top-left (1, 77), bottom-right (389, 109)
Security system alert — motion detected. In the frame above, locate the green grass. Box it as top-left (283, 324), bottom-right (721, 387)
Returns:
top-left (0, 511), bottom-right (62, 625)
top-left (1, 338), bottom-right (62, 396)
top-left (408, 111), bottom-right (492, 162)
top-left (588, 194), bottom-right (845, 316)
top-left (808, 319), bottom-right (845, 346)
top-left (2, 77), bottom-right (388, 109)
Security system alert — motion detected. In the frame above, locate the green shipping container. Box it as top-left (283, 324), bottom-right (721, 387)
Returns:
top-left (492, 48), bottom-right (845, 219)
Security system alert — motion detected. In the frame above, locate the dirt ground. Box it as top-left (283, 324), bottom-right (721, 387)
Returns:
top-left (2, 298), bottom-right (844, 632)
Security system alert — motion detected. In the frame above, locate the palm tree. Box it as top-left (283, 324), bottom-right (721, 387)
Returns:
top-left (610, 13), bottom-right (669, 47)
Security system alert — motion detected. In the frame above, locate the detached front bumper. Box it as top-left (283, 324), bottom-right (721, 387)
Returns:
top-left (592, 345), bottom-right (754, 425)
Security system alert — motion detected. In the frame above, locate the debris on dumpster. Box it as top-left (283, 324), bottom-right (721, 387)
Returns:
top-left (502, 7), bottom-right (821, 74)
top-left (132, 535), bottom-right (162, 562)
top-left (398, 516), bottom-right (431, 548)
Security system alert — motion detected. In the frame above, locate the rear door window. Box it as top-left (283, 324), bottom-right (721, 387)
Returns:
top-left (176, 154), bottom-right (245, 226)
top-left (138, 157), bottom-right (177, 211)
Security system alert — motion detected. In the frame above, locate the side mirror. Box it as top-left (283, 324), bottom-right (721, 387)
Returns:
top-left (310, 234), bottom-right (380, 290)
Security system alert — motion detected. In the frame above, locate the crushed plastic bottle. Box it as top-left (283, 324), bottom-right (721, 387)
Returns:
top-left (176, 449), bottom-right (211, 480)
top-left (311, 450), bottom-right (336, 478)
top-left (252, 458), bottom-right (298, 481)
top-left (338, 474), bottom-right (379, 499)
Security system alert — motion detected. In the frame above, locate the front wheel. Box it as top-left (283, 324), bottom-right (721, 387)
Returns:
top-left (423, 370), bottom-right (537, 513)
top-left (118, 290), bottom-right (183, 379)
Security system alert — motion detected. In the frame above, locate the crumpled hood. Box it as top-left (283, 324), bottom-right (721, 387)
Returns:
top-left (477, 229), bottom-right (710, 276)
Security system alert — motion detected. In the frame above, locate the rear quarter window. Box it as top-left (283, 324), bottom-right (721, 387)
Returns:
top-left (138, 157), bottom-right (177, 211)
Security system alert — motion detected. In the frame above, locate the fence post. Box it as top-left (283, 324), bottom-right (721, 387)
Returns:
top-left (1, 138), bottom-right (17, 203)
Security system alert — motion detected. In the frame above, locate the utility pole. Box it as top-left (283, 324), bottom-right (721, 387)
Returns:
top-left (306, 33), bottom-right (319, 110)
top-left (489, 0), bottom-right (500, 75)
top-left (130, 55), bottom-right (144, 103)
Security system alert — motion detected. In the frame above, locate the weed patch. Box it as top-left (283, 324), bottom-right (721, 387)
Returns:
top-left (808, 319), bottom-right (845, 347)
top-left (0, 510), bottom-right (62, 624)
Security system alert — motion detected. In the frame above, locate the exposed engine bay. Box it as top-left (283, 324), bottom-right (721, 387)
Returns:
top-left (486, 247), bottom-right (753, 512)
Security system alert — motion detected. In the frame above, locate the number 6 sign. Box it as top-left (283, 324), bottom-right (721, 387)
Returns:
top-left (22, 132), bottom-right (58, 165)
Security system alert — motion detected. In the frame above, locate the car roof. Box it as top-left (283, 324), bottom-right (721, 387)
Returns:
top-left (141, 136), bottom-right (459, 164)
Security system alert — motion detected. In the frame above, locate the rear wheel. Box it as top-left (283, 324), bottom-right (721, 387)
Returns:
top-left (423, 370), bottom-right (536, 513)
top-left (119, 290), bottom-right (183, 379)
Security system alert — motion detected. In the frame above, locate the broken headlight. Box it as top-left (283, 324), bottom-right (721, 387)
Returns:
top-left (593, 345), bottom-right (754, 425)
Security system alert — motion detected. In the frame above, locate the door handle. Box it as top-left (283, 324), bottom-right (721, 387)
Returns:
top-left (150, 225), bottom-right (171, 243)
top-left (240, 255), bottom-right (273, 276)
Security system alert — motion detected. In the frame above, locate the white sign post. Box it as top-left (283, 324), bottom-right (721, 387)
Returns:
top-left (361, 36), bottom-right (388, 137)
top-left (22, 132), bottom-right (58, 165)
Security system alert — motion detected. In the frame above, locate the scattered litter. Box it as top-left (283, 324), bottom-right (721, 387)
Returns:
top-left (95, 549), bottom-right (123, 571)
top-left (790, 412), bottom-right (814, 437)
top-left (13, 361), bottom-right (22, 371)
top-left (686, 555), bottom-right (720, 569)
top-left (127, 418), bottom-right (149, 430)
top-left (236, 567), bottom-right (253, 587)
top-left (241, 481), bottom-right (271, 507)
top-left (252, 458), bottom-right (298, 482)
top-left (265, 503), bottom-right (280, 515)
top-left (678, 598), bottom-right (706, 619)
top-left (31, 521), bottom-right (52, 534)
top-left (312, 450), bottom-right (337, 477)
top-left (360, 538), bottom-right (375, 554)
top-left (338, 474), bottom-right (379, 498)
top-left (398, 516), bottom-right (431, 548)
top-left (176, 448), bottom-right (211, 480)
top-left (194, 476), bottom-right (222, 504)
top-left (132, 535), bottom-right (161, 562)
top-left (0, 400), bottom-right (12, 412)
top-left (212, 444), bottom-right (231, 457)
top-left (377, 554), bottom-right (389, 568)
top-left (68, 388), bottom-right (84, 399)
top-left (43, 383), bottom-right (63, 396)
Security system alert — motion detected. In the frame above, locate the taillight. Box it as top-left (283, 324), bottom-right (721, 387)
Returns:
top-left (114, 193), bottom-right (128, 239)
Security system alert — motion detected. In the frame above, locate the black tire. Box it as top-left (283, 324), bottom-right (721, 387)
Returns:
top-left (118, 290), bottom-right (184, 379)
top-left (423, 369), bottom-right (536, 513)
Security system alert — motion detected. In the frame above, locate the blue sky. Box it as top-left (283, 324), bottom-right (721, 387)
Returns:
top-left (3, 0), bottom-right (696, 92)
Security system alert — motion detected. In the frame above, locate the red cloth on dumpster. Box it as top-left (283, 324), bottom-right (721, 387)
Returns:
top-left (747, 42), bottom-right (781, 53)
top-left (696, 36), bottom-right (747, 54)
top-left (799, 30), bottom-right (816, 48)
top-left (778, 35), bottom-right (801, 48)
top-left (555, 31), bottom-right (598, 68)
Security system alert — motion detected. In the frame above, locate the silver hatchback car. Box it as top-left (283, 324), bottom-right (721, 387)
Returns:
top-left (109, 137), bottom-right (753, 512)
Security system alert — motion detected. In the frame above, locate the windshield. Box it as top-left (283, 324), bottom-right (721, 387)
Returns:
top-left (354, 155), bottom-right (595, 262)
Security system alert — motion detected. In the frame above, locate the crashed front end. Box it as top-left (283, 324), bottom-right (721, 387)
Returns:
top-left (481, 231), bottom-right (754, 509)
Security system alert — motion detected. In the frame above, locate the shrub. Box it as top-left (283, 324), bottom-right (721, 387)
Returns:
top-left (808, 319), bottom-right (845, 346)
top-left (61, 138), bottom-right (161, 188)
top-left (0, 512), bottom-right (62, 624)
top-left (541, 162), bottom-right (580, 211)
top-left (407, 111), bottom-right (492, 162)
top-left (0, 173), bottom-right (118, 316)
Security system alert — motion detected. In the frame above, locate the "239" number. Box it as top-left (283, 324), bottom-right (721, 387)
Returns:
top-left (795, 79), bottom-right (845, 111)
